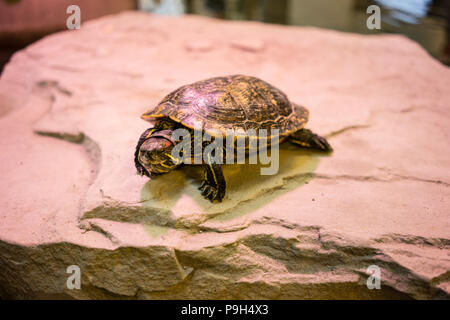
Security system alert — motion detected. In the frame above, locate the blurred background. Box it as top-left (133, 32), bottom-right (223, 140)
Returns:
top-left (0, 0), bottom-right (449, 74)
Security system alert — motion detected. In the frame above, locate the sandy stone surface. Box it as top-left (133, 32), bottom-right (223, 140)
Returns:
top-left (0, 11), bottom-right (449, 299)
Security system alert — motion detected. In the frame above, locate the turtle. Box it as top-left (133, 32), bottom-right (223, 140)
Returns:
top-left (134, 74), bottom-right (332, 202)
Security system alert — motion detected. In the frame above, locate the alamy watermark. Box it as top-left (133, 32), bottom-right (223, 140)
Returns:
top-left (66, 265), bottom-right (81, 289)
top-left (366, 265), bottom-right (381, 289)
top-left (366, 5), bottom-right (381, 30)
top-left (65, 4), bottom-right (381, 31)
top-left (169, 124), bottom-right (280, 176)
top-left (66, 5), bottom-right (81, 30)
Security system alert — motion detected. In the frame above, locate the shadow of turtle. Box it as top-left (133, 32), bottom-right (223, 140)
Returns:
top-left (140, 143), bottom-right (327, 223)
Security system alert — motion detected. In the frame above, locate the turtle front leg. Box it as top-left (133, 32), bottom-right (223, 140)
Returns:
top-left (289, 128), bottom-right (333, 152)
top-left (199, 159), bottom-right (226, 203)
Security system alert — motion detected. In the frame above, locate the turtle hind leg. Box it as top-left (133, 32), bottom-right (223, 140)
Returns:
top-left (289, 128), bottom-right (333, 152)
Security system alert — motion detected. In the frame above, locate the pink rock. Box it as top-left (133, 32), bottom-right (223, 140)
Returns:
top-left (0, 12), bottom-right (449, 299)
top-left (185, 40), bottom-right (214, 52)
top-left (230, 39), bottom-right (265, 52)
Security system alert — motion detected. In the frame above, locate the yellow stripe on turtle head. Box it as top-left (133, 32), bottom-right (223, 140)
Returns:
top-left (145, 129), bottom-right (156, 139)
top-left (160, 161), bottom-right (176, 169)
top-left (164, 153), bottom-right (182, 165)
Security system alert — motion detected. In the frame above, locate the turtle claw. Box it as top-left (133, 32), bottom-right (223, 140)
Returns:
top-left (200, 162), bottom-right (226, 203)
top-left (199, 181), bottom-right (223, 203)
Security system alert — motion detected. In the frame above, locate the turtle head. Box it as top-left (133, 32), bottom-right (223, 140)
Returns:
top-left (135, 129), bottom-right (179, 176)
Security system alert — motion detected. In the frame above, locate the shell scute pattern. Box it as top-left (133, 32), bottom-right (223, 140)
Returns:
top-left (141, 75), bottom-right (309, 137)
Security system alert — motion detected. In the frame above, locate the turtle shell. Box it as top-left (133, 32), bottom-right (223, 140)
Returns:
top-left (141, 75), bottom-right (309, 137)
